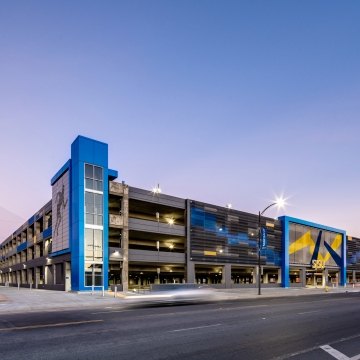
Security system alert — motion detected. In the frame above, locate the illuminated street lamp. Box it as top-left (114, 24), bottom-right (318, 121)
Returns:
top-left (258, 197), bottom-right (286, 295)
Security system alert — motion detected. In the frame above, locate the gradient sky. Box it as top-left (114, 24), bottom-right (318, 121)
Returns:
top-left (1, 1), bottom-right (359, 240)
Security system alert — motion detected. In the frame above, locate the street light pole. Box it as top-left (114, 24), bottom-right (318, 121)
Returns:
top-left (258, 210), bottom-right (262, 296)
top-left (258, 198), bottom-right (286, 295)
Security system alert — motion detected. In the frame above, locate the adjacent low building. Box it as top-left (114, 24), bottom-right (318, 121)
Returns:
top-left (1, 135), bottom-right (359, 291)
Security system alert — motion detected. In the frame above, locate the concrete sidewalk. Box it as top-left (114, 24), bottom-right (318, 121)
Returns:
top-left (0, 285), bottom-right (359, 314)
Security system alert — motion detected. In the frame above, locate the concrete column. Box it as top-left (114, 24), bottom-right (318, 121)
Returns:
top-left (185, 199), bottom-right (192, 284)
top-left (21, 270), bottom-right (26, 284)
top-left (263, 272), bottom-right (269, 284)
top-left (65, 261), bottom-right (71, 291)
top-left (44, 266), bottom-right (49, 285)
top-left (323, 268), bottom-right (328, 287)
top-left (300, 268), bottom-right (306, 287)
top-left (121, 186), bottom-right (129, 292)
top-left (252, 267), bottom-right (257, 284)
top-left (27, 269), bottom-right (33, 286)
top-left (35, 267), bottom-right (40, 288)
top-left (277, 268), bottom-right (282, 284)
top-left (186, 261), bottom-right (195, 284)
top-left (222, 264), bottom-right (232, 288)
top-left (53, 264), bottom-right (56, 285)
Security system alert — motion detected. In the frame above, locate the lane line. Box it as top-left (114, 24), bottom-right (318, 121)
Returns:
top-left (91, 309), bottom-right (132, 314)
top-left (219, 304), bottom-right (269, 311)
top-left (0, 319), bottom-right (103, 331)
top-left (297, 310), bottom-right (321, 315)
top-left (320, 345), bottom-right (350, 359)
top-left (168, 323), bottom-right (222, 333)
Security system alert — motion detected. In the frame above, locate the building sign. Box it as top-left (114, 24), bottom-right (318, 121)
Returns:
top-left (51, 170), bottom-right (70, 253)
top-left (312, 259), bottom-right (325, 270)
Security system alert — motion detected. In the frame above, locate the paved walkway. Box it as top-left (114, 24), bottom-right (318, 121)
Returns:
top-left (0, 285), bottom-right (359, 314)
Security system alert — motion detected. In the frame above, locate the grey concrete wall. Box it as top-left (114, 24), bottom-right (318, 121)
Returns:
top-left (129, 187), bottom-right (186, 209)
top-left (129, 249), bottom-right (185, 264)
top-left (129, 218), bottom-right (185, 237)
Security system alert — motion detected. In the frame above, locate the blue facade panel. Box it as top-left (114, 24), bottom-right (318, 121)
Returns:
top-left (50, 248), bottom-right (71, 257)
top-left (17, 242), bottom-right (27, 252)
top-left (43, 227), bottom-right (52, 239)
top-left (70, 136), bottom-right (109, 291)
top-left (51, 160), bottom-right (71, 186)
top-left (280, 217), bottom-right (290, 288)
top-left (108, 168), bottom-right (118, 180)
top-left (27, 215), bottom-right (35, 226)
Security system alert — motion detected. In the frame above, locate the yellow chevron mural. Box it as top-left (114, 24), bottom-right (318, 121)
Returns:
top-left (289, 231), bottom-right (314, 255)
top-left (289, 226), bottom-right (342, 266)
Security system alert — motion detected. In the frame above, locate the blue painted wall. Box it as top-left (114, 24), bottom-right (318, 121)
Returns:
top-left (70, 136), bottom-right (110, 291)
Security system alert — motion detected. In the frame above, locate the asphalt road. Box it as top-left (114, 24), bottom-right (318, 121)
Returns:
top-left (1, 293), bottom-right (360, 360)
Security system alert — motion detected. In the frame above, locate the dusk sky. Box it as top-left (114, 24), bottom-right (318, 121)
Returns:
top-left (1, 1), bottom-right (359, 240)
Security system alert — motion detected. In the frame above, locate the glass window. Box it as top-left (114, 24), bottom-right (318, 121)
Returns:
top-left (85, 191), bottom-right (103, 225)
top-left (85, 229), bottom-right (103, 261)
top-left (86, 214), bottom-right (94, 225)
top-left (94, 194), bottom-right (103, 214)
top-left (85, 164), bottom-right (103, 191)
top-left (85, 192), bottom-right (94, 213)
top-left (85, 228), bottom-right (94, 260)
top-left (85, 178), bottom-right (94, 190)
top-left (85, 164), bottom-right (93, 178)
top-left (94, 229), bottom-right (103, 259)
top-left (85, 264), bottom-right (103, 287)
top-left (94, 166), bottom-right (103, 180)
top-left (94, 180), bottom-right (103, 191)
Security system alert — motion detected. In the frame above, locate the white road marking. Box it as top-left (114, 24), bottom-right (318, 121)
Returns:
top-left (0, 319), bottom-right (103, 331)
top-left (219, 304), bottom-right (269, 311)
top-left (169, 323), bottom-right (222, 333)
top-left (297, 310), bottom-right (321, 315)
top-left (271, 333), bottom-right (360, 360)
top-left (320, 345), bottom-right (350, 359)
top-left (91, 309), bottom-right (132, 314)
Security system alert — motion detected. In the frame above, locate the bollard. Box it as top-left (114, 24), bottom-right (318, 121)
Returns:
top-left (18, 283), bottom-right (20, 291)
top-left (30, 283), bottom-right (32, 291)
top-left (114, 285), bottom-right (117, 298)
top-left (102, 286), bottom-right (105, 297)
